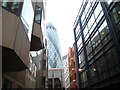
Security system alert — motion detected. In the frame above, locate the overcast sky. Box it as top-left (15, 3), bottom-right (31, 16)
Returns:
top-left (46, 0), bottom-right (82, 56)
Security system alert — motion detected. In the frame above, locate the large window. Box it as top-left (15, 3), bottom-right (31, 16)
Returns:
top-left (99, 20), bottom-right (109, 40)
top-left (77, 36), bottom-right (83, 51)
top-left (35, 6), bottom-right (42, 24)
top-left (86, 41), bottom-right (92, 56)
top-left (89, 55), bottom-right (108, 84)
top-left (106, 0), bottom-right (113, 5)
top-left (2, 0), bottom-right (22, 16)
top-left (76, 24), bottom-right (81, 39)
top-left (98, 20), bottom-right (111, 46)
top-left (79, 50), bottom-right (84, 64)
top-left (105, 47), bottom-right (120, 77)
top-left (3, 79), bottom-right (12, 88)
top-left (112, 2), bottom-right (120, 31)
top-left (83, 25), bottom-right (89, 38)
top-left (80, 71), bottom-right (88, 88)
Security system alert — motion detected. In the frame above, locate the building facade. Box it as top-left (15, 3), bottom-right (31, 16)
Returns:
top-left (73, 1), bottom-right (120, 88)
top-left (46, 22), bottom-right (62, 68)
top-left (1, 0), bottom-right (46, 88)
top-left (48, 68), bottom-right (64, 88)
top-left (32, 48), bottom-right (48, 88)
top-left (63, 55), bottom-right (70, 89)
top-left (68, 48), bottom-right (77, 89)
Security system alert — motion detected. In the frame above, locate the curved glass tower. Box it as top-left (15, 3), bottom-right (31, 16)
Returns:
top-left (46, 22), bottom-right (62, 68)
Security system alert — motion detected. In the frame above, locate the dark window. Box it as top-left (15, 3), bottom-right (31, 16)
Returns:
top-left (91, 30), bottom-right (102, 54)
top-left (79, 50), bottom-right (84, 64)
top-left (99, 20), bottom-right (109, 40)
top-left (3, 79), bottom-right (12, 89)
top-left (2, 0), bottom-right (23, 16)
top-left (86, 41), bottom-right (92, 56)
top-left (105, 47), bottom-right (120, 76)
top-left (35, 6), bottom-right (42, 24)
top-left (17, 85), bottom-right (22, 90)
top-left (80, 71), bottom-right (88, 88)
top-left (97, 56), bottom-right (107, 74)
top-left (105, 49), bottom-right (114, 68)
top-left (112, 2), bottom-right (120, 31)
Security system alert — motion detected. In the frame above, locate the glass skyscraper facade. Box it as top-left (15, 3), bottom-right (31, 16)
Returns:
top-left (74, 1), bottom-right (120, 88)
top-left (46, 22), bottom-right (62, 68)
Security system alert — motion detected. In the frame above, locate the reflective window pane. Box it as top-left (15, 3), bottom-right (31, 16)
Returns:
top-left (81, 12), bottom-right (85, 23)
top-left (94, 3), bottom-right (102, 19)
top-left (106, 0), bottom-right (113, 5)
top-left (91, 31), bottom-right (100, 49)
top-left (35, 6), bottom-right (42, 24)
top-left (88, 13), bottom-right (95, 29)
top-left (89, 22), bottom-right (96, 34)
top-left (83, 26), bottom-right (89, 37)
top-left (86, 41), bottom-right (92, 55)
top-left (99, 20), bottom-right (109, 40)
top-left (112, 2), bottom-right (120, 31)
top-left (80, 71), bottom-right (87, 84)
top-left (77, 36), bottom-right (83, 51)
top-left (76, 24), bottom-right (81, 38)
top-left (79, 51), bottom-right (84, 63)
top-left (96, 11), bottom-right (103, 23)
top-left (2, 0), bottom-right (22, 15)
top-left (105, 49), bottom-right (114, 68)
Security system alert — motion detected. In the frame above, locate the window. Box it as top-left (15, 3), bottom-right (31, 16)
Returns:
top-left (112, 2), bottom-right (120, 31)
top-left (81, 12), bottom-right (86, 23)
top-left (2, 0), bottom-right (22, 16)
top-left (3, 79), bottom-right (12, 88)
top-left (76, 25), bottom-right (81, 38)
top-left (105, 48), bottom-right (120, 76)
top-left (105, 49), bottom-right (114, 69)
top-left (86, 41), bottom-right (92, 56)
top-left (80, 71), bottom-right (88, 87)
top-left (106, 0), bottom-right (113, 5)
top-left (91, 31), bottom-right (99, 48)
top-left (94, 3), bottom-right (103, 23)
top-left (97, 56), bottom-right (107, 74)
top-left (84, 1), bottom-right (91, 20)
top-left (89, 21), bottom-right (96, 34)
top-left (83, 25), bottom-right (89, 37)
top-left (77, 36), bottom-right (82, 51)
top-left (88, 13), bottom-right (95, 29)
top-left (35, 6), bottom-right (42, 24)
top-left (99, 20), bottom-right (109, 40)
top-left (111, 48), bottom-right (119, 65)
top-left (79, 50), bottom-right (84, 64)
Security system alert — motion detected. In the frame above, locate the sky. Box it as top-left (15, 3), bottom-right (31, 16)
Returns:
top-left (46, 0), bottom-right (82, 56)
top-left (21, 0), bottom-right (34, 41)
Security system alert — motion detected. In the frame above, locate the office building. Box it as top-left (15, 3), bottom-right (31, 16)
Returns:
top-left (73, 1), bottom-right (120, 88)
top-left (62, 54), bottom-right (70, 88)
top-left (46, 22), bottom-right (62, 68)
top-left (1, 0), bottom-right (46, 88)
top-left (32, 48), bottom-right (48, 88)
top-left (68, 48), bottom-right (77, 89)
top-left (48, 68), bottom-right (64, 88)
